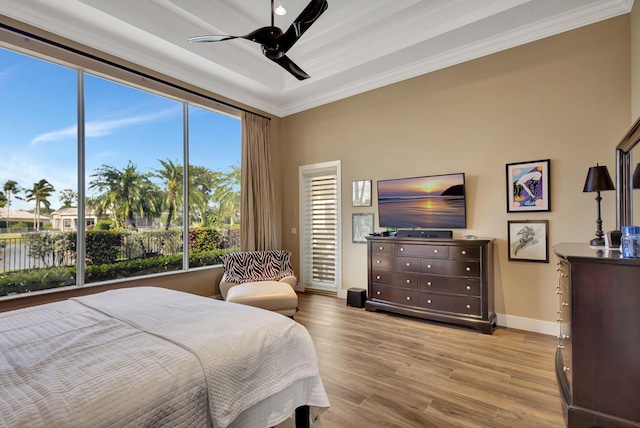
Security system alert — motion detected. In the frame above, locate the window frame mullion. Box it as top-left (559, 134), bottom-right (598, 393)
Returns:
top-left (76, 70), bottom-right (86, 286)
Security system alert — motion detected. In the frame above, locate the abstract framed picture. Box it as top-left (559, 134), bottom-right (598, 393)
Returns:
top-left (352, 180), bottom-right (372, 207)
top-left (506, 159), bottom-right (550, 212)
top-left (508, 220), bottom-right (549, 263)
top-left (352, 213), bottom-right (374, 243)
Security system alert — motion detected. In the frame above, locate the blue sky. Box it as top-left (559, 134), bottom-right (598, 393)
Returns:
top-left (0, 46), bottom-right (241, 212)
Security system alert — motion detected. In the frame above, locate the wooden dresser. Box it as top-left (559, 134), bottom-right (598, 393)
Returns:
top-left (365, 236), bottom-right (495, 334)
top-left (554, 243), bottom-right (640, 428)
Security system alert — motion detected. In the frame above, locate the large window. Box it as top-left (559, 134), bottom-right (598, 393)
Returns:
top-left (0, 39), bottom-right (241, 297)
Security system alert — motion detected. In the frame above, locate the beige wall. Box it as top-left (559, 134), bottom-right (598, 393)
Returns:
top-left (280, 16), bottom-right (631, 329)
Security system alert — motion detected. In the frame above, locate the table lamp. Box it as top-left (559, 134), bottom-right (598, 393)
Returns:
top-left (583, 163), bottom-right (615, 246)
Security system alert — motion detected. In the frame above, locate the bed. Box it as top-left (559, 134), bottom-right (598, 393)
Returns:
top-left (0, 287), bottom-right (329, 428)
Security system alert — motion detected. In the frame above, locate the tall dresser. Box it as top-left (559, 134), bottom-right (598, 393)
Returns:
top-left (554, 243), bottom-right (640, 428)
top-left (365, 236), bottom-right (495, 334)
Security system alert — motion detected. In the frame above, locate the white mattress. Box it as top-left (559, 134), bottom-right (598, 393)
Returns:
top-left (0, 287), bottom-right (329, 428)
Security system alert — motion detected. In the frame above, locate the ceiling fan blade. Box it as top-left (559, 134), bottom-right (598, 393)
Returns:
top-left (278, 0), bottom-right (328, 53)
top-left (270, 55), bottom-right (310, 80)
top-left (188, 35), bottom-right (239, 43)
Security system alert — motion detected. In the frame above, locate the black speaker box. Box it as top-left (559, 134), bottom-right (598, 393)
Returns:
top-left (396, 229), bottom-right (453, 239)
top-left (347, 288), bottom-right (366, 308)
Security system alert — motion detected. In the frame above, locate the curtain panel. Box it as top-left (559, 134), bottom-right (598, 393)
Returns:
top-left (240, 112), bottom-right (277, 251)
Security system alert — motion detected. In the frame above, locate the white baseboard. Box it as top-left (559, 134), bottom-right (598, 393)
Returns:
top-left (496, 313), bottom-right (558, 336)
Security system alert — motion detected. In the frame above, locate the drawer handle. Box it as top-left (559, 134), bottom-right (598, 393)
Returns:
top-left (406, 279), bottom-right (411, 284)
top-left (406, 296), bottom-right (411, 301)
top-left (461, 250), bottom-right (467, 255)
top-left (466, 304), bottom-right (471, 309)
top-left (563, 367), bottom-right (571, 372)
top-left (376, 260), bottom-right (381, 263)
top-left (427, 281), bottom-right (432, 286)
top-left (557, 344), bottom-right (565, 349)
top-left (427, 299), bottom-right (432, 304)
top-left (560, 273), bottom-right (568, 277)
top-left (556, 290), bottom-right (563, 295)
top-left (400, 247), bottom-right (404, 252)
top-left (406, 262), bottom-right (411, 267)
top-left (562, 302), bottom-right (569, 307)
top-left (376, 291), bottom-right (381, 295)
top-left (427, 264), bottom-right (432, 269)
top-left (376, 275), bottom-right (381, 280)
top-left (466, 285), bottom-right (471, 290)
top-left (433, 249), bottom-right (438, 254)
top-left (465, 267), bottom-right (471, 272)
top-left (379, 246), bottom-right (384, 250)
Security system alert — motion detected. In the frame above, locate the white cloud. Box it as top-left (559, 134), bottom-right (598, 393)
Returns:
top-left (30, 107), bottom-right (180, 145)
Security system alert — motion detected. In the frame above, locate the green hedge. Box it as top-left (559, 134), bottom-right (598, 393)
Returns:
top-left (0, 248), bottom-right (237, 297)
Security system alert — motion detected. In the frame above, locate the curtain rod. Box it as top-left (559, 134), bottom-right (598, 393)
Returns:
top-left (1, 22), bottom-right (271, 121)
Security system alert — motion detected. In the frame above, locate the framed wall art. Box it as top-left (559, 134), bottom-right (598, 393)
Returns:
top-left (506, 159), bottom-right (550, 212)
top-left (507, 220), bottom-right (549, 263)
top-left (352, 180), bottom-right (372, 207)
top-left (352, 213), bottom-right (374, 243)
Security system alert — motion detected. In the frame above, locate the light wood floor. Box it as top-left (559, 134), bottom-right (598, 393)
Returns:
top-left (293, 292), bottom-right (565, 428)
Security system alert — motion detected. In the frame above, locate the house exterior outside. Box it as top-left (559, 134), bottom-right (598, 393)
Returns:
top-left (50, 207), bottom-right (99, 231)
top-left (0, 208), bottom-right (52, 232)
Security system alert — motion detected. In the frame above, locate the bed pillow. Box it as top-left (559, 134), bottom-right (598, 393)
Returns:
top-left (222, 250), bottom-right (294, 284)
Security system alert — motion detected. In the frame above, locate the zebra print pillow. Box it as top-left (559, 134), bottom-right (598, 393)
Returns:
top-left (222, 250), bottom-right (295, 284)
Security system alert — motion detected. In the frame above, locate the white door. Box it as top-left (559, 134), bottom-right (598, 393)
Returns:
top-left (299, 161), bottom-right (341, 293)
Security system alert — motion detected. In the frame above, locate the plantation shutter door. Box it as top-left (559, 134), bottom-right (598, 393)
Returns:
top-left (301, 172), bottom-right (338, 291)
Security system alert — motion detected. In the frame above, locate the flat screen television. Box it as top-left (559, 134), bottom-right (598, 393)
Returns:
top-left (377, 172), bottom-right (466, 229)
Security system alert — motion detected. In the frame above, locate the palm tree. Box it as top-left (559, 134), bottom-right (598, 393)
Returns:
top-left (189, 165), bottom-right (220, 225)
top-left (59, 189), bottom-right (77, 208)
top-left (213, 165), bottom-right (241, 225)
top-left (152, 159), bottom-right (183, 230)
top-left (25, 179), bottom-right (55, 231)
top-left (152, 159), bottom-right (219, 229)
top-left (3, 180), bottom-right (20, 229)
top-left (89, 162), bottom-right (158, 230)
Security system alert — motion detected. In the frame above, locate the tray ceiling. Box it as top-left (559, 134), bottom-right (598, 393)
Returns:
top-left (0, 0), bottom-right (633, 117)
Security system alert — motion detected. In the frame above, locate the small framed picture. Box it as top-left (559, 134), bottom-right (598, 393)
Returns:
top-left (352, 213), bottom-right (374, 243)
top-left (506, 159), bottom-right (550, 212)
top-left (508, 220), bottom-right (549, 263)
top-left (352, 180), bottom-right (372, 207)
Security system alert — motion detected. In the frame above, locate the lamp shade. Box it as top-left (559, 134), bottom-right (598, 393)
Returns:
top-left (633, 163), bottom-right (640, 189)
top-left (583, 164), bottom-right (615, 192)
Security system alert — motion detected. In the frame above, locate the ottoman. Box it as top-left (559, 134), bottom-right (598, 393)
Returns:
top-left (226, 281), bottom-right (298, 317)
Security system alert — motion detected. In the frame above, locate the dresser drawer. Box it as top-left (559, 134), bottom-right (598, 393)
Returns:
top-left (394, 243), bottom-right (447, 258)
top-left (371, 255), bottom-right (419, 272)
top-left (371, 242), bottom-right (393, 255)
top-left (420, 258), bottom-right (480, 277)
top-left (371, 270), bottom-right (419, 289)
top-left (371, 284), bottom-right (419, 306)
top-left (419, 292), bottom-right (481, 316)
top-left (448, 245), bottom-right (480, 259)
top-left (420, 275), bottom-right (480, 296)
top-left (557, 342), bottom-right (572, 395)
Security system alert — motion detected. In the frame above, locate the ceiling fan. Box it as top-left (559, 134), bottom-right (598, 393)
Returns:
top-left (188, 0), bottom-right (328, 80)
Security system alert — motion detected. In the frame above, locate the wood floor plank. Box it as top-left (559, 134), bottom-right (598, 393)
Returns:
top-left (288, 293), bottom-right (564, 428)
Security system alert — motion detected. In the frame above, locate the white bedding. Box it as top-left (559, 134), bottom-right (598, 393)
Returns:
top-left (0, 287), bottom-right (329, 428)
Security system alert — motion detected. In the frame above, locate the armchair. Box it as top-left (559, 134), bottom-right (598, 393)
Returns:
top-left (220, 250), bottom-right (298, 316)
